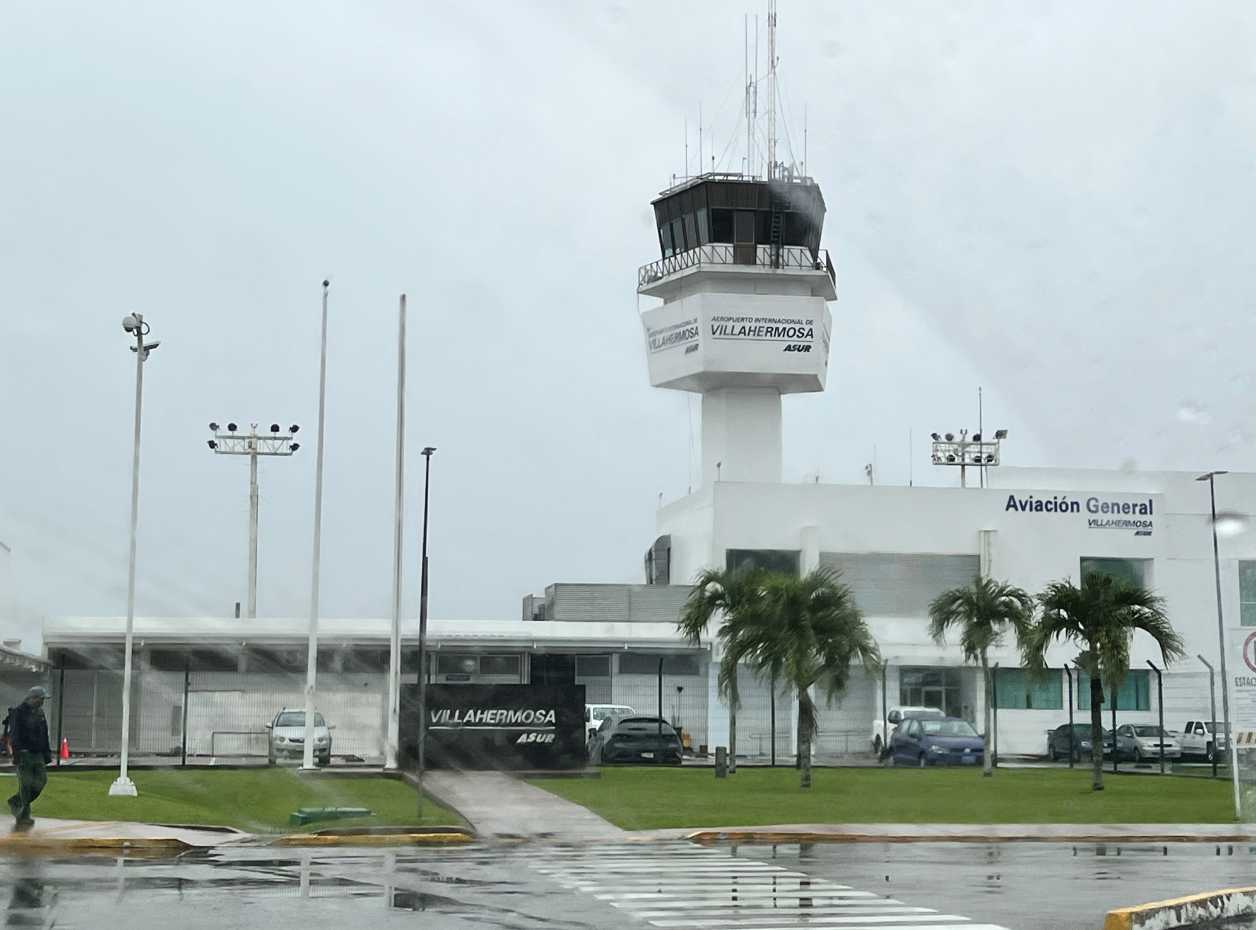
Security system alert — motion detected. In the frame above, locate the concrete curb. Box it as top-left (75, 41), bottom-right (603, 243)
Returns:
top-left (268, 829), bottom-right (474, 847)
top-left (686, 830), bottom-right (1256, 845)
top-left (1103, 886), bottom-right (1256, 930)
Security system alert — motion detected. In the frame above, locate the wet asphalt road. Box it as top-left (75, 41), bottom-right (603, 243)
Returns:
top-left (0, 840), bottom-right (1252, 929)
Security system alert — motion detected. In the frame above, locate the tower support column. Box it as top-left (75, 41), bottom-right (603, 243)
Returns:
top-left (701, 388), bottom-right (782, 485)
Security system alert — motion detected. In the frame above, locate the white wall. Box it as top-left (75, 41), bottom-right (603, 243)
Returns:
top-left (659, 467), bottom-right (1256, 756)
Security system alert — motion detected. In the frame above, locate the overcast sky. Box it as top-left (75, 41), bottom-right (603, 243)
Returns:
top-left (2, 2), bottom-right (1254, 641)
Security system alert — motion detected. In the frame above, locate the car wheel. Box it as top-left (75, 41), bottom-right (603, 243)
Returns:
top-left (317, 754), bottom-right (330, 767)
top-left (1206, 742), bottom-right (1216, 763)
top-left (918, 753), bottom-right (928, 768)
top-left (1048, 744), bottom-right (1057, 762)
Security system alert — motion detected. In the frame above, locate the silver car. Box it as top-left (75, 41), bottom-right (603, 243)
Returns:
top-left (1114, 723), bottom-right (1181, 762)
top-left (267, 709), bottom-right (332, 766)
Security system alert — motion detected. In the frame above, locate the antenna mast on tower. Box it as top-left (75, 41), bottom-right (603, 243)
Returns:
top-left (766, 0), bottom-right (778, 179)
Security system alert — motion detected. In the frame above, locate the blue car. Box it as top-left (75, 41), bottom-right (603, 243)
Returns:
top-left (889, 715), bottom-right (985, 767)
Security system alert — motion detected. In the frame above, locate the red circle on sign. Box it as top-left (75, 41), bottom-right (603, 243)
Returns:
top-left (1244, 631), bottom-right (1256, 674)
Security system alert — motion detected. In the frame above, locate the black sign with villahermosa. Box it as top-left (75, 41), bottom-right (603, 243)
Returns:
top-left (400, 684), bottom-right (587, 770)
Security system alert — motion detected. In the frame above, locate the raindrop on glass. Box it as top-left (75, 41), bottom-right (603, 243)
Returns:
top-left (1178, 402), bottom-right (1210, 425)
top-left (1214, 511), bottom-right (1248, 539)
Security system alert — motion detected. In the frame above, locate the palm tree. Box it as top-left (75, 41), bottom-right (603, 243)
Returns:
top-left (1023, 573), bottom-right (1185, 791)
top-left (928, 576), bottom-right (1034, 777)
top-left (678, 566), bottom-right (880, 788)
top-left (677, 566), bottom-right (768, 774)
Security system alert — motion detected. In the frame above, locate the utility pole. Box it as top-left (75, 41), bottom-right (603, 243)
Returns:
top-left (386, 295), bottom-right (407, 770)
top-left (416, 446), bottom-right (436, 814)
top-left (111, 313), bottom-right (159, 798)
top-left (207, 422), bottom-right (300, 618)
top-left (302, 281), bottom-right (331, 771)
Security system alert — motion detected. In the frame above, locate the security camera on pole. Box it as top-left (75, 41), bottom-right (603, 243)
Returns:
top-left (111, 313), bottom-right (159, 798)
top-left (206, 421), bottom-right (301, 619)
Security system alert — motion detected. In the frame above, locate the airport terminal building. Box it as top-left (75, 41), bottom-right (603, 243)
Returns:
top-left (38, 169), bottom-right (1256, 762)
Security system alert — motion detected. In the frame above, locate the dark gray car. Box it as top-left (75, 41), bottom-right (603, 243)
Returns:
top-left (589, 716), bottom-right (683, 765)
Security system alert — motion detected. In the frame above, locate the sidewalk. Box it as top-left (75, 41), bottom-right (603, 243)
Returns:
top-left (423, 771), bottom-right (626, 841)
top-left (0, 817), bottom-right (248, 851)
top-left (635, 822), bottom-right (1256, 843)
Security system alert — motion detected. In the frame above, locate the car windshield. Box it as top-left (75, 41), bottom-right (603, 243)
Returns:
top-left (1132, 725), bottom-right (1164, 737)
top-left (275, 712), bottom-right (326, 728)
top-left (1066, 725), bottom-right (1094, 736)
top-left (618, 717), bottom-right (676, 733)
top-left (1209, 722), bottom-right (1231, 733)
top-left (592, 707), bottom-right (630, 721)
top-left (919, 719), bottom-right (978, 738)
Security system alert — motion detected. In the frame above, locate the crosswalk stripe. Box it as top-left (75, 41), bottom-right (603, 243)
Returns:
top-left (595, 890), bottom-right (878, 901)
top-left (585, 885), bottom-right (859, 895)
top-left (647, 916), bottom-right (972, 928)
top-left (524, 841), bottom-right (1006, 930)
top-left (632, 906), bottom-right (937, 919)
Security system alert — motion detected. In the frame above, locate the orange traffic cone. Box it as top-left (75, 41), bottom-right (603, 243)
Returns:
top-left (59, 738), bottom-right (69, 761)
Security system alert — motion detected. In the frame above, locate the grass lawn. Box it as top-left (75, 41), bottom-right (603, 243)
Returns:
top-left (530, 767), bottom-right (1236, 830)
top-left (7, 768), bottom-right (459, 833)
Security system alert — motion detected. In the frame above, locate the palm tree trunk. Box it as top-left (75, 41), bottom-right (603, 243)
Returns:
top-left (1090, 675), bottom-right (1104, 791)
top-left (799, 688), bottom-right (813, 789)
top-left (981, 653), bottom-right (993, 778)
top-left (729, 703), bottom-right (737, 775)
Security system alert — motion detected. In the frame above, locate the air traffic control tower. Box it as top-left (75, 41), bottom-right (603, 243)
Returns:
top-left (638, 173), bottom-right (837, 486)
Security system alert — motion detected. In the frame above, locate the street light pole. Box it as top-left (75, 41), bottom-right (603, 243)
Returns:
top-left (111, 313), bottom-right (158, 798)
top-left (416, 446), bottom-right (435, 814)
top-left (207, 422), bottom-right (300, 619)
top-left (302, 282), bottom-right (331, 771)
top-left (1198, 470), bottom-right (1242, 818)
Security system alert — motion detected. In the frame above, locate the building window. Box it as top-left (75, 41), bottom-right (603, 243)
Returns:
top-left (1240, 562), bottom-right (1256, 627)
top-left (480, 655), bottom-right (521, 677)
top-left (619, 653), bottom-right (700, 676)
top-left (1080, 557), bottom-right (1150, 588)
top-left (898, 666), bottom-right (962, 718)
top-left (575, 655), bottom-right (610, 678)
top-left (819, 553), bottom-right (979, 618)
top-left (725, 549), bottom-right (800, 576)
top-left (436, 654), bottom-right (480, 677)
top-left (994, 668), bottom-right (1063, 710)
top-left (1075, 670), bottom-right (1151, 711)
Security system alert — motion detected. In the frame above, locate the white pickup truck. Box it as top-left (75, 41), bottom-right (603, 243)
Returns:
top-left (1179, 720), bottom-right (1229, 762)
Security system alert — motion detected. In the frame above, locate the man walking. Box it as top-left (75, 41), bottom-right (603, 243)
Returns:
top-left (6, 687), bottom-right (51, 831)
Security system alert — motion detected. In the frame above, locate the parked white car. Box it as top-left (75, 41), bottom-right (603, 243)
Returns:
top-left (267, 708), bottom-right (333, 766)
top-left (871, 706), bottom-right (946, 755)
top-left (1179, 720), bottom-right (1229, 762)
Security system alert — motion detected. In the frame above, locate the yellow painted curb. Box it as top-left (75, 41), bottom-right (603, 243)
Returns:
top-left (0, 836), bottom-right (190, 852)
top-left (270, 831), bottom-right (473, 847)
top-left (1104, 886), bottom-right (1256, 930)
top-left (686, 830), bottom-right (1256, 845)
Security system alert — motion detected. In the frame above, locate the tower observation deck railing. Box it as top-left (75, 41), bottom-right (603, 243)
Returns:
top-left (638, 244), bottom-right (835, 291)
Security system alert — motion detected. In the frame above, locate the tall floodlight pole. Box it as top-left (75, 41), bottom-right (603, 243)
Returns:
top-left (110, 313), bottom-right (159, 798)
top-left (416, 446), bottom-right (435, 814)
top-left (1197, 470), bottom-right (1242, 818)
top-left (386, 295), bottom-right (407, 770)
top-left (206, 422), bottom-right (301, 618)
top-left (302, 282), bottom-right (330, 771)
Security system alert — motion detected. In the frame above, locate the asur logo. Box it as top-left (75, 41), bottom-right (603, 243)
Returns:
top-left (515, 732), bottom-right (555, 744)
